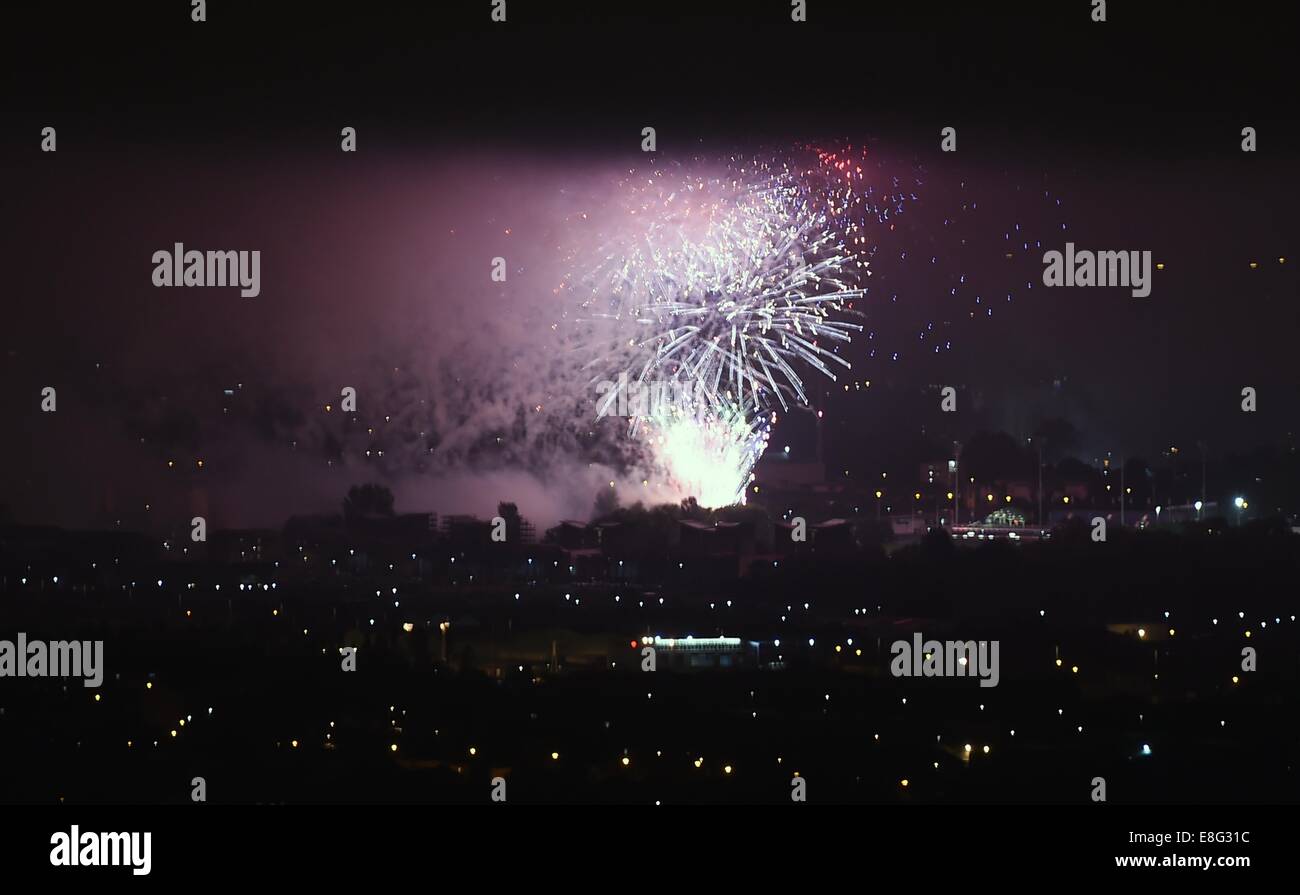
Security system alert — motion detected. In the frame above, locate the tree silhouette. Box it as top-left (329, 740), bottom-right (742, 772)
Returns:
top-left (592, 486), bottom-right (620, 519)
top-left (679, 496), bottom-right (705, 520)
top-left (1033, 417), bottom-right (1080, 464)
top-left (962, 430), bottom-right (1029, 483)
top-left (343, 483), bottom-right (395, 521)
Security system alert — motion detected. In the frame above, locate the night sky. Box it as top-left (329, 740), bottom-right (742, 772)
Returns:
top-left (3, 1), bottom-right (1298, 530)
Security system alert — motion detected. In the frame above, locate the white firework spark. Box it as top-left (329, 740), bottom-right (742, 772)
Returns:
top-left (580, 163), bottom-right (864, 417)
top-left (562, 151), bottom-right (870, 507)
top-left (643, 399), bottom-right (771, 508)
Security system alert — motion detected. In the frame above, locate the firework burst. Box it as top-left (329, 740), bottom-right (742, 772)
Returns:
top-left (578, 158), bottom-right (865, 415)
top-left (560, 149), bottom-right (876, 505)
top-left (646, 398), bottom-right (771, 508)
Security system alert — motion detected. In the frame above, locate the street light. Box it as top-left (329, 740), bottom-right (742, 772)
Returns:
top-left (951, 446), bottom-right (961, 527)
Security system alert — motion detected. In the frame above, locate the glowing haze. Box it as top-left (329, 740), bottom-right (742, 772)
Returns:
top-left (3, 141), bottom-right (1070, 530)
